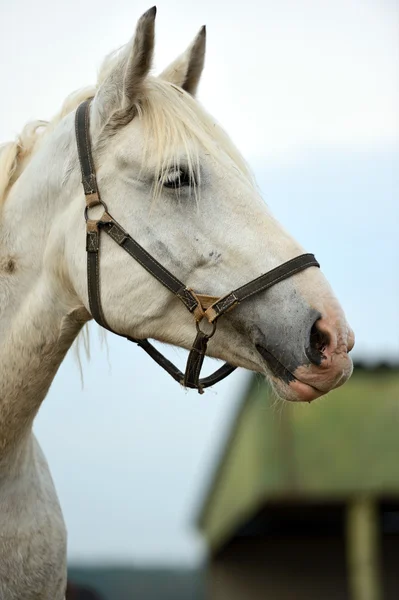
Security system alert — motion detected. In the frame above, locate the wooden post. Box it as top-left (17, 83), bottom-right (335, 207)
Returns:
top-left (346, 497), bottom-right (382, 600)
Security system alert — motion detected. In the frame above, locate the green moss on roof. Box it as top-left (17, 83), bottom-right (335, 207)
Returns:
top-left (198, 367), bottom-right (399, 551)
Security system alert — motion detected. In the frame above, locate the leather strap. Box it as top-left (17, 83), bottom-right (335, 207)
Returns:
top-left (86, 221), bottom-right (112, 331)
top-left (84, 211), bottom-right (236, 391)
top-left (75, 99), bottom-right (320, 393)
top-left (75, 98), bottom-right (103, 208)
top-left (104, 216), bottom-right (199, 313)
top-left (127, 336), bottom-right (237, 392)
top-left (183, 330), bottom-right (210, 392)
top-left (75, 99), bottom-right (97, 195)
top-left (204, 253), bottom-right (320, 322)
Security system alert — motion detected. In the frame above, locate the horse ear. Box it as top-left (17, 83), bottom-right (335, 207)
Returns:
top-left (122, 6), bottom-right (156, 104)
top-left (159, 26), bottom-right (206, 96)
top-left (94, 6), bottom-right (156, 126)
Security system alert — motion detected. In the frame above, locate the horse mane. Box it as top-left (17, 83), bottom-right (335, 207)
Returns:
top-left (0, 45), bottom-right (253, 208)
top-left (0, 86), bottom-right (97, 206)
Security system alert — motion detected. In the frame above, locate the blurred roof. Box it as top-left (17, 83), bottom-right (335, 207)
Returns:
top-left (197, 363), bottom-right (399, 551)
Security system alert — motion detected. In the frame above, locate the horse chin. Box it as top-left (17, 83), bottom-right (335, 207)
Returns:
top-left (269, 376), bottom-right (324, 403)
top-left (255, 343), bottom-right (324, 403)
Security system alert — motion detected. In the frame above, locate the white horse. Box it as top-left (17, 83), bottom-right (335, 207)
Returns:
top-left (0, 7), bottom-right (354, 599)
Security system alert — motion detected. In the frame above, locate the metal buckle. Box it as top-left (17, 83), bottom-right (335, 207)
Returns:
top-left (195, 318), bottom-right (217, 339)
top-left (84, 199), bottom-right (108, 222)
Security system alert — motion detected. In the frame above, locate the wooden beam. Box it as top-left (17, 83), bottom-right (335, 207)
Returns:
top-left (346, 497), bottom-right (382, 600)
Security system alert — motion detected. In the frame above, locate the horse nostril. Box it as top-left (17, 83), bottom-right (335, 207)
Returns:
top-left (306, 319), bottom-right (330, 366)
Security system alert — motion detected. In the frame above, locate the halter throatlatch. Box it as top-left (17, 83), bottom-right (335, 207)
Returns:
top-left (75, 99), bottom-right (320, 393)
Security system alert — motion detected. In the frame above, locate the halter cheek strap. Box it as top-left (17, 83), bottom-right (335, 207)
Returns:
top-left (75, 99), bottom-right (320, 393)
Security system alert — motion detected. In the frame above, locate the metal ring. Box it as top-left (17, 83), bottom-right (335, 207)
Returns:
top-left (196, 319), bottom-right (217, 339)
top-left (84, 200), bottom-right (108, 222)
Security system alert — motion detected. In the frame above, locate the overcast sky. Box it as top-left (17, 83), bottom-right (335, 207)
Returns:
top-left (0, 0), bottom-right (398, 566)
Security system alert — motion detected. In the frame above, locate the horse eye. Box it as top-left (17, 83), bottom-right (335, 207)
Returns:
top-left (163, 168), bottom-right (193, 189)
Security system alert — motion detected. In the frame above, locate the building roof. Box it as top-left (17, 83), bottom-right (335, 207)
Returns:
top-left (197, 364), bottom-right (399, 552)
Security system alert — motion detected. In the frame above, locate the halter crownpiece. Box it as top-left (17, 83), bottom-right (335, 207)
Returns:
top-left (75, 99), bottom-right (320, 393)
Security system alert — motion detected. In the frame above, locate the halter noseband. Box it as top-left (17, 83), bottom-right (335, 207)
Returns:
top-left (75, 99), bottom-right (319, 393)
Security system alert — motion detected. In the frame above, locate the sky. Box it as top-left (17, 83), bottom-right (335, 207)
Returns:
top-left (0, 0), bottom-right (398, 566)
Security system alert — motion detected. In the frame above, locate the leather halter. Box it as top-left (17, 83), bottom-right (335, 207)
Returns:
top-left (75, 99), bottom-right (320, 393)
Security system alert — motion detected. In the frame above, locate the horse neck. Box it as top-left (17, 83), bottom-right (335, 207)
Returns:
top-left (0, 116), bottom-right (86, 459)
top-left (0, 113), bottom-right (78, 333)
